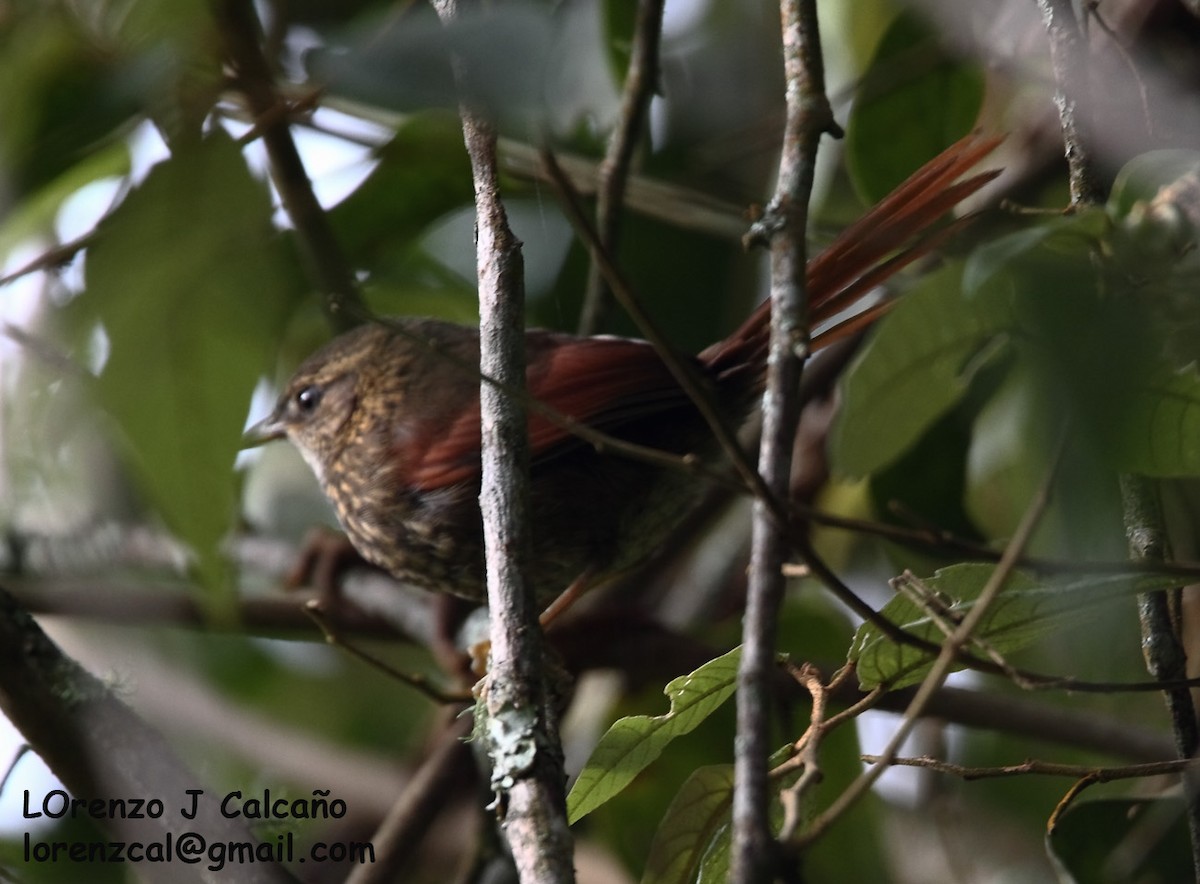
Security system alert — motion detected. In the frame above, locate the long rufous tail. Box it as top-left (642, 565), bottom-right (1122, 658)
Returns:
top-left (701, 133), bottom-right (1002, 377)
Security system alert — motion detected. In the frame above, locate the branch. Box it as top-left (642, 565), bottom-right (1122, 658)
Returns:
top-left (1035, 0), bottom-right (1200, 872)
top-left (577, 0), bottom-right (666, 334)
top-left (860, 754), bottom-right (1200, 783)
top-left (213, 0), bottom-right (364, 331)
top-left (1035, 0), bottom-right (1106, 207)
top-left (732, 0), bottom-right (837, 880)
top-left (429, 2), bottom-right (574, 882)
top-left (538, 148), bottom-right (767, 501)
top-left (344, 714), bottom-right (474, 884)
top-left (793, 435), bottom-right (1056, 849)
top-left (0, 584), bottom-right (297, 884)
top-left (1119, 474), bottom-right (1200, 877)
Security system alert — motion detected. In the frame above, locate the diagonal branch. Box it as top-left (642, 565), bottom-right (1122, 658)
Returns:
top-left (0, 584), bottom-right (297, 884)
top-left (213, 0), bottom-right (364, 331)
top-left (577, 0), bottom-right (666, 334)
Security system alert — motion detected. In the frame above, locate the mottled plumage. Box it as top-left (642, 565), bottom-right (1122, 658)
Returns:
top-left (247, 135), bottom-right (1001, 604)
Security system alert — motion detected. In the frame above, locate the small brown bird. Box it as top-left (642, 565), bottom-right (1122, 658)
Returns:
top-left (246, 135), bottom-right (1000, 606)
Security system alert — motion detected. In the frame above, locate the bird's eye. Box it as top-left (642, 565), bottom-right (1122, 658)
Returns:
top-left (294, 384), bottom-right (322, 414)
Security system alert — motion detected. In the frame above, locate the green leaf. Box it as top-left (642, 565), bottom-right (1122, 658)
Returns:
top-left (830, 263), bottom-right (1016, 477)
top-left (1108, 149), bottom-right (1200, 218)
top-left (328, 113), bottom-right (473, 275)
top-left (845, 10), bottom-right (985, 204)
top-left (1047, 795), bottom-right (1191, 883)
top-left (0, 11), bottom-right (141, 202)
top-left (602, 0), bottom-right (637, 84)
top-left (567, 646), bottom-right (741, 824)
top-left (81, 131), bottom-right (294, 599)
top-left (640, 765), bottom-right (733, 884)
top-left (850, 565), bottom-right (1180, 689)
top-left (1104, 363), bottom-right (1200, 476)
top-left (963, 362), bottom-right (1126, 559)
top-left (0, 139), bottom-right (131, 263)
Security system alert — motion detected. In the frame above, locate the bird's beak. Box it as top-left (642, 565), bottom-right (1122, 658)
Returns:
top-left (241, 413), bottom-right (286, 450)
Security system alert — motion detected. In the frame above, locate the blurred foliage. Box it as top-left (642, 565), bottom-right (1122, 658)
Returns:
top-left (3, 0), bottom-right (1200, 882)
top-left (844, 9), bottom-right (985, 203)
top-left (1048, 795), bottom-right (1193, 883)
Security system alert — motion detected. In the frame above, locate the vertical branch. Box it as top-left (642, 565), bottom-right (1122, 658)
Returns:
top-left (430, 3), bottom-right (574, 882)
top-left (1119, 476), bottom-right (1200, 877)
top-left (731, 0), bottom-right (837, 881)
top-left (1036, 0), bottom-right (1200, 873)
top-left (1035, 0), bottom-right (1106, 207)
top-left (213, 0), bottom-right (364, 331)
top-left (576, 0), bottom-right (666, 335)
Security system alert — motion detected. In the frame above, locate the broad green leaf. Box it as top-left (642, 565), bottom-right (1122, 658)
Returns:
top-left (0, 11), bottom-right (141, 202)
top-left (642, 745), bottom-right (797, 884)
top-left (1107, 155), bottom-right (1200, 371)
top-left (961, 225), bottom-right (1061, 299)
top-left (830, 263), bottom-right (1016, 477)
top-left (1104, 363), bottom-right (1200, 475)
top-left (964, 362), bottom-right (1126, 559)
top-left (845, 10), bottom-right (985, 204)
top-left (641, 765), bottom-right (733, 884)
top-left (328, 113), bottom-right (473, 276)
top-left (0, 140), bottom-right (130, 262)
top-left (832, 208), bottom-right (1200, 482)
top-left (602, 0), bottom-right (637, 83)
top-left (850, 564), bottom-right (1180, 689)
top-left (1047, 796), bottom-right (1191, 883)
top-left (568, 646), bottom-right (741, 824)
top-left (1108, 149), bottom-right (1200, 217)
top-left (81, 131), bottom-right (294, 600)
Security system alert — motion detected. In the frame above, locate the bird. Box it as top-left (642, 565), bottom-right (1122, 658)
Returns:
top-left (245, 134), bottom-right (1001, 609)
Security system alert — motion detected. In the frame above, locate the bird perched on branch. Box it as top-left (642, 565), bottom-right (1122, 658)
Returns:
top-left (245, 134), bottom-right (1001, 609)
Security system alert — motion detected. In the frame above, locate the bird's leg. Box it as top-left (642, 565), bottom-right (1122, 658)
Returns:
top-left (467, 571), bottom-right (594, 675)
top-left (538, 570), bottom-right (594, 629)
top-left (284, 525), bottom-right (370, 608)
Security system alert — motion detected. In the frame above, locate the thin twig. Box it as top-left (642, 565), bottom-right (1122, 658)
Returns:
top-left (0, 234), bottom-right (93, 288)
top-left (1047, 774), bottom-right (1100, 833)
top-left (793, 436), bottom-right (1059, 849)
top-left (344, 714), bottom-right (474, 884)
top-left (1083, 1), bottom-right (1154, 137)
top-left (892, 571), bottom-right (1036, 688)
top-left (303, 601), bottom-right (469, 704)
top-left (774, 665), bottom-right (870, 842)
top-left (577, 0), bottom-right (666, 334)
top-left (539, 147), bottom-right (766, 503)
top-left (863, 753), bottom-right (1200, 783)
top-left (776, 666), bottom-right (827, 839)
top-left (733, 0), bottom-right (837, 879)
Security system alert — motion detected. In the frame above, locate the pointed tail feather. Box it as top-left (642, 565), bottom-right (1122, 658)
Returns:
top-left (701, 133), bottom-right (1002, 377)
